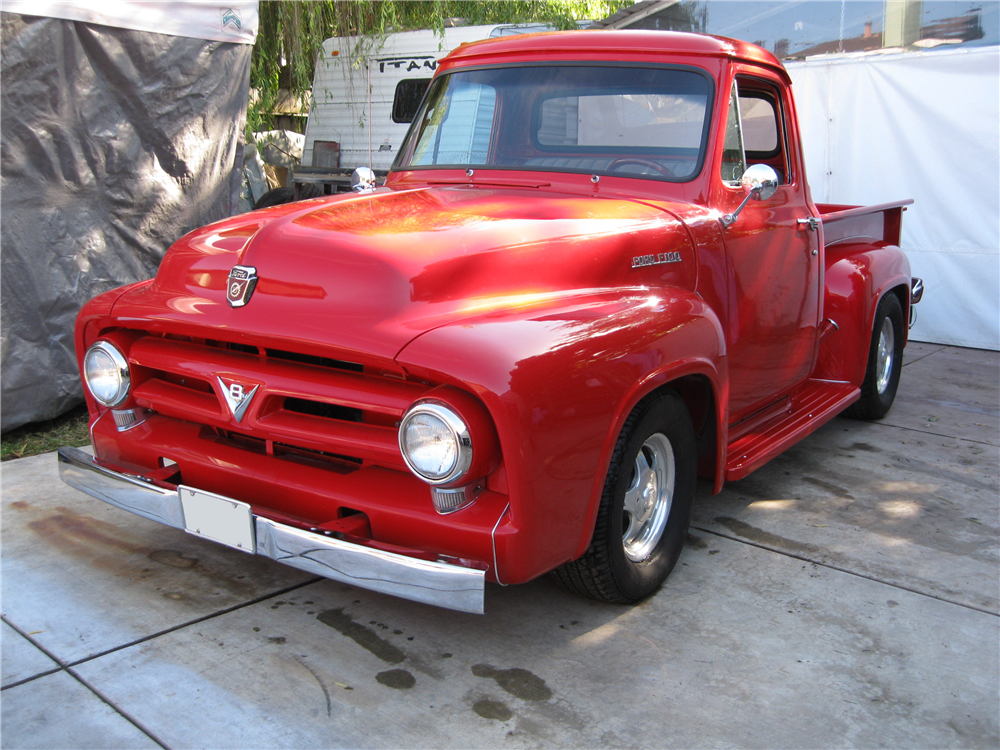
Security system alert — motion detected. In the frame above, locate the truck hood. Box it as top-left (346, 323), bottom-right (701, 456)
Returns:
top-left (115, 186), bottom-right (695, 365)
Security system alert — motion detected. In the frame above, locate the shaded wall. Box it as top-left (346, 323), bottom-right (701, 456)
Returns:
top-left (1, 13), bottom-right (252, 430)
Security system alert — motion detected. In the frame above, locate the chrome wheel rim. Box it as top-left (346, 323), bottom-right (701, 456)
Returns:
top-left (622, 433), bottom-right (675, 562)
top-left (875, 317), bottom-right (895, 394)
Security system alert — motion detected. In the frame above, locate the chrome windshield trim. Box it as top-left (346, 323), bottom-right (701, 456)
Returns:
top-left (56, 446), bottom-right (486, 614)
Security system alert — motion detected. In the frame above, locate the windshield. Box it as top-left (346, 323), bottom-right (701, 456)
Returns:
top-left (395, 65), bottom-right (713, 182)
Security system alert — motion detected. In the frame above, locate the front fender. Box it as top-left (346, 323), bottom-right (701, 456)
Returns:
top-left (395, 288), bottom-right (725, 584)
top-left (815, 243), bottom-right (911, 385)
top-left (75, 280), bottom-right (154, 412)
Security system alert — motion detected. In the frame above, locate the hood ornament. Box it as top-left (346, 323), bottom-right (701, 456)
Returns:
top-left (217, 377), bottom-right (259, 422)
top-left (351, 167), bottom-right (376, 193)
top-left (227, 265), bottom-right (258, 308)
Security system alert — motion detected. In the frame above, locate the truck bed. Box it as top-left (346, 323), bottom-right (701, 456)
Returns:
top-left (817, 200), bottom-right (913, 247)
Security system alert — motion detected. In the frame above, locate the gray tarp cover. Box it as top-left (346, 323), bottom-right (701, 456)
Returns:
top-left (1, 13), bottom-right (251, 431)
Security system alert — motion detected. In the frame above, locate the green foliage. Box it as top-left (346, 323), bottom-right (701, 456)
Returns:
top-left (1, 404), bottom-right (90, 461)
top-left (247, 0), bottom-right (632, 133)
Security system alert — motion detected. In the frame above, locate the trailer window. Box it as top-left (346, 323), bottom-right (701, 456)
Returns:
top-left (392, 79), bottom-right (432, 124)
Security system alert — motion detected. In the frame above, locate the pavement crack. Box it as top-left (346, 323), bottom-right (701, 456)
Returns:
top-left (66, 667), bottom-right (171, 750)
top-left (1, 615), bottom-right (171, 748)
top-left (869, 419), bottom-right (998, 447)
top-left (1, 614), bottom-right (69, 691)
top-left (0, 666), bottom-right (63, 691)
top-left (62, 578), bottom-right (323, 670)
top-left (690, 524), bottom-right (999, 618)
top-left (901, 347), bottom-right (947, 367)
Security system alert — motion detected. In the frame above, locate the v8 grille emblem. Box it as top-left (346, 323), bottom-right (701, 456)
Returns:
top-left (217, 377), bottom-right (259, 422)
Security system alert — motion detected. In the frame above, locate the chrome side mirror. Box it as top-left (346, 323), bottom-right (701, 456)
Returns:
top-left (721, 164), bottom-right (779, 227)
top-left (741, 163), bottom-right (779, 200)
top-left (351, 166), bottom-right (377, 194)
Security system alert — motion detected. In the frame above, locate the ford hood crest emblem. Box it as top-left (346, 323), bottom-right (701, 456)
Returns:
top-left (227, 265), bottom-right (258, 308)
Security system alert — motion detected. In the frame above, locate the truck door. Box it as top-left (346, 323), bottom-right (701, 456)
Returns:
top-left (716, 74), bottom-right (821, 422)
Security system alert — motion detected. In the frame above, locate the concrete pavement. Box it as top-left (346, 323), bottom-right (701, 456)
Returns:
top-left (2, 343), bottom-right (997, 748)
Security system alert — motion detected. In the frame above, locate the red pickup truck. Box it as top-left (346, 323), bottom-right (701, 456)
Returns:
top-left (59, 31), bottom-right (921, 614)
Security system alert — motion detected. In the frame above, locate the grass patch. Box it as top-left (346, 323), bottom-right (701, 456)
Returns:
top-left (1, 404), bottom-right (91, 461)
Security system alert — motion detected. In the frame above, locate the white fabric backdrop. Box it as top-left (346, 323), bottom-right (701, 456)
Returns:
top-left (787, 47), bottom-right (999, 351)
top-left (0, 0), bottom-right (259, 43)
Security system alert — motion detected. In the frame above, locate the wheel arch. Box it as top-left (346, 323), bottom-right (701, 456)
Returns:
top-left (884, 282), bottom-right (911, 335)
top-left (573, 363), bottom-right (724, 562)
top-left (815, 242), bottom-right (911, 385)
top-left (843, 287), bottom-right (907, 420)
top-left (618, 369), bottom-right (722, 490)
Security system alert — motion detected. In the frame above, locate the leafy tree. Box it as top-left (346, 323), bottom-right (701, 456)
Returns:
top-left (248, 0), bottom-right (632, 134)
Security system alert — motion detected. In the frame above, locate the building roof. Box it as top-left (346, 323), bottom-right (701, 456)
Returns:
top-left (792, 33), bottom-right (884, 58)
top-left (590, 0), bottom-right (682, 30)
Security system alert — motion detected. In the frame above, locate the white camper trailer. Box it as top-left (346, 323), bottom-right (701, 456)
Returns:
top-left (294, 24), bottom-right (567, 194)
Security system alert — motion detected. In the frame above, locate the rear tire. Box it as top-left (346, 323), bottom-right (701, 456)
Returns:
top-left (297, 183), bottom-right (324, 200)
top-left (845, 293), bottom-right (905, 420)
top-left (552, 391), bottom-right (697, 603)
top-left (252, 187), bottom-right (294, 209)
top-left (252, 183), bottom-right (324, 210)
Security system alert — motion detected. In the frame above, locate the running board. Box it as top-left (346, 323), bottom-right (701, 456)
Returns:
top-left (725, 380), bottom-right (859, 482)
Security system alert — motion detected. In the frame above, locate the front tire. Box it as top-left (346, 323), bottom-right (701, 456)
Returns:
top-left (845, 293), bottom-right (905, 420)
top-left (552, 392), bottom-right (697, 603)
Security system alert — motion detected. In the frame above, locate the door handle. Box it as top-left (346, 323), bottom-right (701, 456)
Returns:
top-left (797, 217), bottom-right (821, 231)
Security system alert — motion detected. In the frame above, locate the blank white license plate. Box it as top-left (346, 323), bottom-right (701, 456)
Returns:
top-left (179, 486), bottom-right (255, 554)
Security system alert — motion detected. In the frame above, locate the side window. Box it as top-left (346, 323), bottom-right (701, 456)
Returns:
top-left (720, 81), bottom-right (746, 184)
top-left (737, 83), bottom-right (789, 184)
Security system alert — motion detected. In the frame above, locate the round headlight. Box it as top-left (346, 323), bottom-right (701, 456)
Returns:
top-left (398, 402), bottom-right (472, 485)
top-left (83, 341), bottom-right (131, 407)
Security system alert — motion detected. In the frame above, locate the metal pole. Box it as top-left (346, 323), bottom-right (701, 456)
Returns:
top-left (367, 59), bottom-right (373, 169)
top-left (839, 0), bottom-right (846, 52)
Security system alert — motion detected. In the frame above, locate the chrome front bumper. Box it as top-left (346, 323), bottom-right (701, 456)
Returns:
top-left (57, 446), bottom-right (485, 614)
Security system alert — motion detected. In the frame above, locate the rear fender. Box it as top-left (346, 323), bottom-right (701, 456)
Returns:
top-left (395, 288), bottom-right (726, 583)
top-left (815, 243), bottom-right (911, 386)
